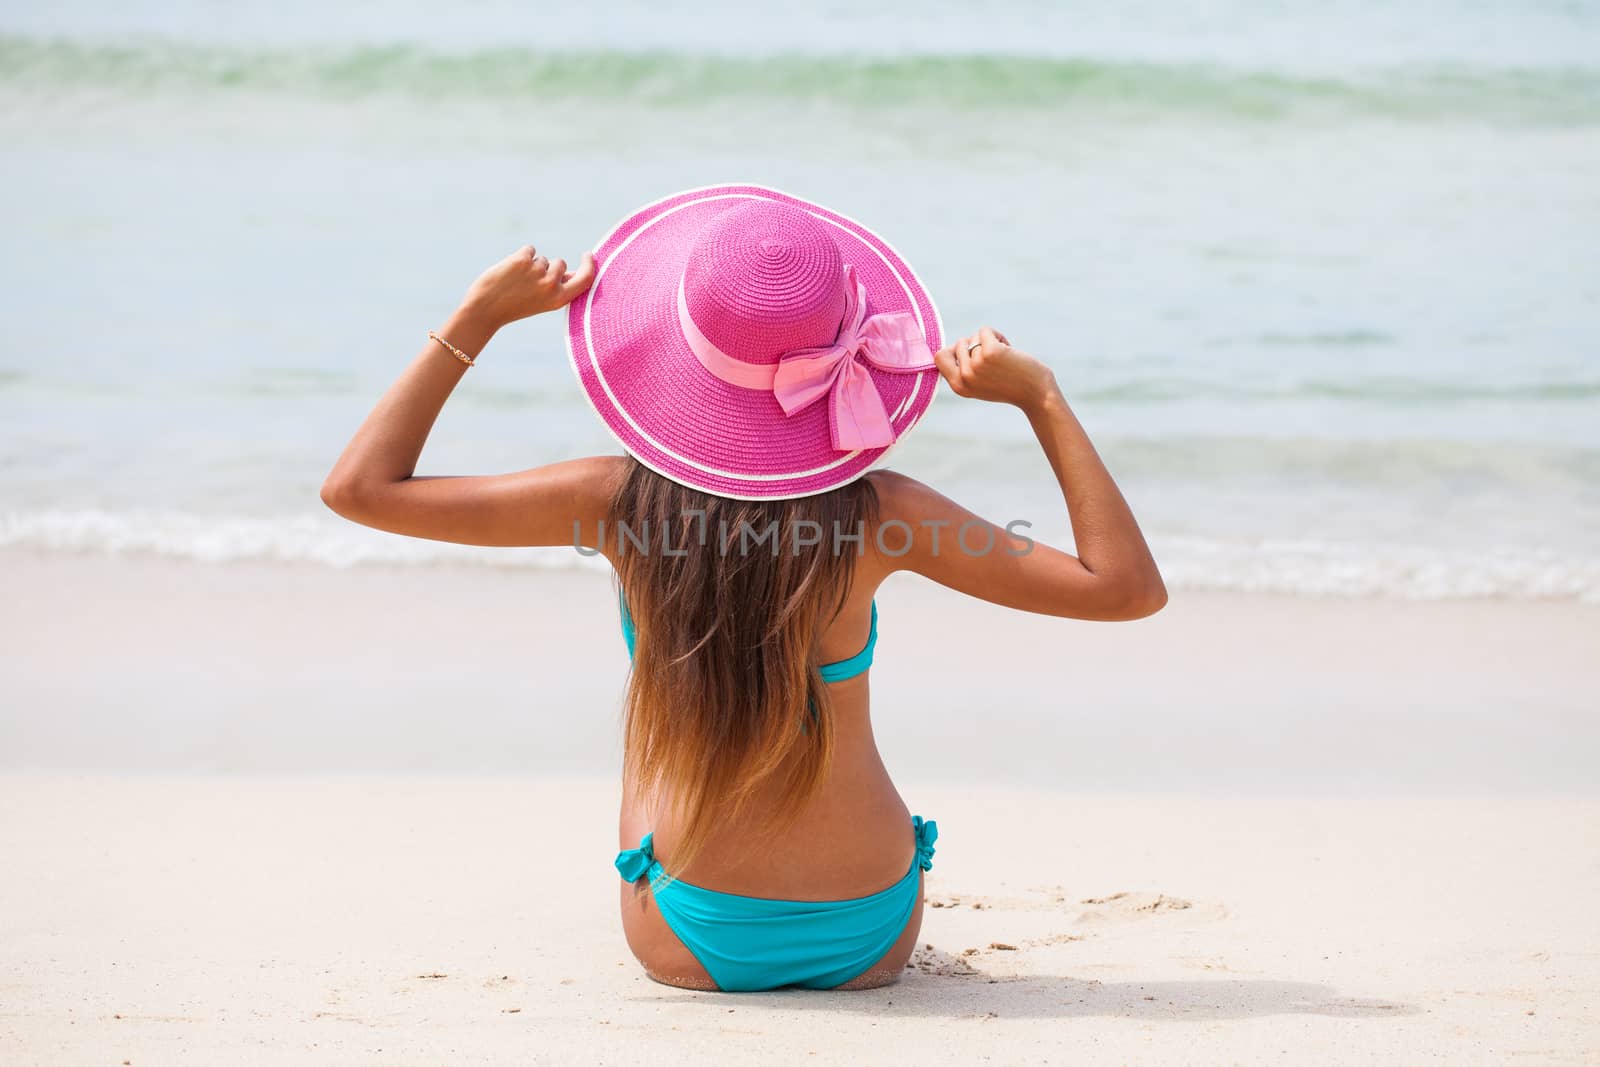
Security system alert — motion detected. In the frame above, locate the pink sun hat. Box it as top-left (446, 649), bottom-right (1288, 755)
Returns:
top-left (566, 183), bottom-right (944, 500)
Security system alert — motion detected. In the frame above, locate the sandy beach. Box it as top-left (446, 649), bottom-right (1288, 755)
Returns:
top-left (2, 775), bottom-right (1595, 1065)
top-left (2, 553), bottom-right (1595, 790)
top-left (2, 553), bottom-right (1597, 1064)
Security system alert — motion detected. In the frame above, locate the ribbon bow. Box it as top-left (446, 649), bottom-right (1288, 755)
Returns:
top-left (912, 815), bottom-right (939, 872)
top-left (771, 265), bottom-right (934, 452)
top-left (614, 831), bottom-right (657, 883)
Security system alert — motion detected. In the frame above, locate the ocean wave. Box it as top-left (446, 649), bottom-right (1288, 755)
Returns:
top-left (3, 508), bottom-right (1595, 603)
top-left (2, 36), bottom-right (1598, 124)
top-left (1154, 535), bottom-right (1600, 603)
top-left (0, 508), bottom-right (609, 572)
top-left (1071, 376), bottom-right (1600, 406)
top-left (7, 364), bottom-right (1596, 409)
top-left (903, 432), bottom-right (1600, 491)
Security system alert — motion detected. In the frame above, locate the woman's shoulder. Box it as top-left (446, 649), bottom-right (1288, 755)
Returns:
top-left (572, 455), bottom-right (631, 501)
top-left (863, 468), bottom-right (958, 518)
top-left (568, 455), bottom-right (630, 549)
top-left (863, 467), bottom-right (918, 501)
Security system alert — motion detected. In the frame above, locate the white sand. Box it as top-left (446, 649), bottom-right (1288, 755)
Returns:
top-left (3, 777), bottom-right (1596, 1064)
top-left (2, 552), bottom-right (1598, 1063)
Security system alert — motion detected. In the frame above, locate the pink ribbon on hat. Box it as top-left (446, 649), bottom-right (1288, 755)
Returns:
top-left (678, 264), bottom-right (934, 452)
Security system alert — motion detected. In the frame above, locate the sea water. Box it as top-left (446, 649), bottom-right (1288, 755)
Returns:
top-left (2, 0), bottom-right (1597, 600)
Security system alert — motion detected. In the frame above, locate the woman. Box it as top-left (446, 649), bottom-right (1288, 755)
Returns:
top-left (321, 185), bottom-right (1165, 993)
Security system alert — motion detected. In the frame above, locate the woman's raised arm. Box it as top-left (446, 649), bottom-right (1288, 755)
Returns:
top-left (871, 326), bottom-right (1167, 621)
top-left (319, 245), bottom-right (620, 549)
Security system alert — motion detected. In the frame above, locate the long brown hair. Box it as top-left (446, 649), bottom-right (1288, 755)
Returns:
top-left (609, 456), bottom-right (879, 882)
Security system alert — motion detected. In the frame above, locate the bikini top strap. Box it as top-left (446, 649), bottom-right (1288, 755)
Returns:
top-left (618, 589), bottom-right (636, 657)
top-left (618, 593), bottom-right (877, 682)
top-left (816, 600), bottom-right (877, 683)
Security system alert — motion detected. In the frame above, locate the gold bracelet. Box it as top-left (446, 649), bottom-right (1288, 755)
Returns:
top-left (427, 330), bottom-right (475, 367)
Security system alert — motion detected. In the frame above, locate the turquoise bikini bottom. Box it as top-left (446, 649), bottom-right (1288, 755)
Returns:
top-left (615, 815), bottom-right (938, 992)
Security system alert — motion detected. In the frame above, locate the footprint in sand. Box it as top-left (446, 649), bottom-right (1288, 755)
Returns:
top-left (1022, 932), bottom-right (1086, 948)
top-left (921, 886), bottom-right (1220, 976)
top-left (926, 890), bottom-right (1065, 913)
top-left (933, 886), bottom-right (1214, 921)
top-left (1075, 890), bottom-right (1227, 925)
top-left (905, 943), bottom-right (987, 979)
top-left (1080, 890), bottom-right (1192, 913)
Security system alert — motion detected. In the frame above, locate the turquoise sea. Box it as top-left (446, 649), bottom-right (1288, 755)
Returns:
top-left (2, 1), bottom-right (1598, 600)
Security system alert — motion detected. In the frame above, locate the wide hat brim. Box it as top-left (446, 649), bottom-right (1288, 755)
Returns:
top-left (565, 183), bottom-right (943, 500)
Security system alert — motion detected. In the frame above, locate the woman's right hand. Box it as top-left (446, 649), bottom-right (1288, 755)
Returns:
top-left (932, 326), bottom-right (1058, 410)
top-left (457, 244), bottom-right (597, 332)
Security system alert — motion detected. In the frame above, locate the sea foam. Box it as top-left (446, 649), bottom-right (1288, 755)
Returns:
top-left (4, 509), bottom-right (1595, 604)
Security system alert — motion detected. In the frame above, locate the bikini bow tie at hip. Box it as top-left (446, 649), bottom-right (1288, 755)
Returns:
top-left (911, 815), bottom-right (938, 872)
top-left (615, 831), bottom-right (657, 883)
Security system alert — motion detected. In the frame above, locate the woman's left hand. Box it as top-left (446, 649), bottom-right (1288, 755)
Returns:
top-left (458, 245), bottom-right (598, 331)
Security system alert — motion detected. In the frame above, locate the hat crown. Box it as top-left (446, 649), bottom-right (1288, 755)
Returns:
top-left (681, 202), bottom-right (848, 367)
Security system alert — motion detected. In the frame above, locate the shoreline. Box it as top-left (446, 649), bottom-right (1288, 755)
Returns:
top-left (3, 550), bottom-right (1595, 792)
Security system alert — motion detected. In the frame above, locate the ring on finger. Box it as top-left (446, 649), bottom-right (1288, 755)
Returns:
top-left (966, 341), bottom-right (982, 355)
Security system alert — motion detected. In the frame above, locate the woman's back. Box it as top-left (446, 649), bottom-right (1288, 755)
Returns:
top-left (604, 448), bottom-right (912, 891)
top-left (621, 572), bottom-right (911, 901)
top-left (613, 511), bottom-right (932, 991)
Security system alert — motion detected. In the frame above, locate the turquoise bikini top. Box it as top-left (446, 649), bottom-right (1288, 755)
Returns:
top-left (618, 594), bottom-right (878, 683)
